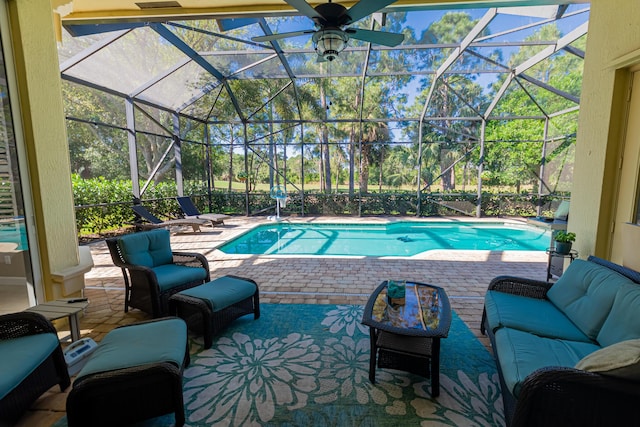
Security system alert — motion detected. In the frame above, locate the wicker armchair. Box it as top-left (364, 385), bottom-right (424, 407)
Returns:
top-left (106, 229), bottom-right (210, 318)
top-left (482, 256), bottom-right (640, 426)
top-left (0, 312), bottom-right (70, 425)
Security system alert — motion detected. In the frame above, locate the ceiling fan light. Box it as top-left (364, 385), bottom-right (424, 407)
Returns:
top-left (313, 29), bottom-right (349, 62)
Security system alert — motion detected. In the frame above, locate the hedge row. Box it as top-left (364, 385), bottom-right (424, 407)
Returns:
top-left (72, 176), bottom-right (566, 237)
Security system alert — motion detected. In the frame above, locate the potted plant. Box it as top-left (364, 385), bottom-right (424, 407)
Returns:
top-left (554, 231), bottom-right (576, 255)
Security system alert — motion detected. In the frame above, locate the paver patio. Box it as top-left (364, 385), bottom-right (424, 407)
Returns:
top-left (16, 216), bottom-right (550, 427)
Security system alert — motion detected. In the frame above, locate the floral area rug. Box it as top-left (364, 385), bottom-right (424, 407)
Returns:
top-left (55, 304), bottom-right (504, 426)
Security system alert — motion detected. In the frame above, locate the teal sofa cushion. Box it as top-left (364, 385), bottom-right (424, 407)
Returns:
top-left (153, 264), bottom-right (207, 291)
top-left (179, 276), bottom-right (257, 312)
top-left (76, 318), bottom-right (187, 381)
top-left (117, 229), bottom-right (173, 268)
top-left (484, 290), bottom-right (590, 342)
top-left (0, 333), bottom-right (59, 400)
top-left (547, 259), bottom-right (634, 340)
top-left (597, 283), bottom-right (640, 347)
top-left (494, 327), bottom-right (600, 398)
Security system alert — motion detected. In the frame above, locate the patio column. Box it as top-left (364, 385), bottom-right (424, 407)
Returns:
top-left (6, 1), bottom-right (87, 300)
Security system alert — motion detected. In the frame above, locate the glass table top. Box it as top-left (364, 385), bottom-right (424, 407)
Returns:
top-left (362, 281), bottom-right (452, 338)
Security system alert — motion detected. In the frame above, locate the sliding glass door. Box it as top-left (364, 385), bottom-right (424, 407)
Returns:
top-left (0, 4), bottom-right (37, 314)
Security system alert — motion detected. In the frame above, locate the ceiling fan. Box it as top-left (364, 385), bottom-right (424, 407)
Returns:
top-left (227, 0), bottom-right (404, 62)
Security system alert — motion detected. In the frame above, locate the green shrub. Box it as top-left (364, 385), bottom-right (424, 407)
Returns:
top-left (71, 175), bottom-right (569, 238)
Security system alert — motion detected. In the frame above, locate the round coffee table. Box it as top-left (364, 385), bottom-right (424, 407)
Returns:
top-left (361, 280), bottom-right (452, 397)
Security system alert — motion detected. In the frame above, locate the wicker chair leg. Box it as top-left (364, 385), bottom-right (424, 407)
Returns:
top-left (253, 290), bottom-right (261, 319)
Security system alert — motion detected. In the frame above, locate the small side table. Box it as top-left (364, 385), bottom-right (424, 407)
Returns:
top-left (546, 249), bottom-right (578, 282)
top-left (25, 299), bottom-right (89, 342)
top-left (361, 281), bottom-right (451, 397)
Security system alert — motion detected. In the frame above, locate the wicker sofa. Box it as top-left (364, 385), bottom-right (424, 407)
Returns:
top-left (0, 312), bottom-right (70, 425)
top-left (481, 256), bottom-right (640, 427)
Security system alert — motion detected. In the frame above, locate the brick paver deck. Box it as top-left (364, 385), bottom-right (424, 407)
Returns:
top-left (17, 216), bottom-right (549, 427)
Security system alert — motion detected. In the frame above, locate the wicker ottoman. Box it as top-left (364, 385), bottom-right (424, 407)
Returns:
top-left (169, 275), bottom-right (260, 349)
top-left (66, 317), bottom-right (189, 427)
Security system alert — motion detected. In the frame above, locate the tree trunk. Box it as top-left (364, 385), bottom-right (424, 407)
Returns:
top-left (378, 146), bottom-right (384, 192)
top-left (322, 125), bottom-right (331, 193)
top-left (320, 84), bottom-right (331, 193)
top-left (360, 142), bottom-right (370, 194)
top-left (349, 124), bottom-right (355, 196)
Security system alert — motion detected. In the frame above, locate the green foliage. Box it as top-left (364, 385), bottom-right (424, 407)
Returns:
top-left (72, 173), bottom-right (564, 237)
top-left (554, 231), bottom-right (576, 243)
top-left (63, 12), bottom-right (583, 234)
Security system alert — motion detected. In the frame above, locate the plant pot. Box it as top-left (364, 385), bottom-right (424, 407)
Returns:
top-left (555, 241), bottom-right (573, 255)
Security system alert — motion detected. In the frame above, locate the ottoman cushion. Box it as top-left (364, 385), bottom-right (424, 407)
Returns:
top-left (76, 317), bottom-right (186, 380)
top-left (178, 276), bottom-right (257, 312)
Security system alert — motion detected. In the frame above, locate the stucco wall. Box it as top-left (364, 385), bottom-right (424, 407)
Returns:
top-left (8, 0), bottom-right (79, 299)
top-left (572, 0), bottom-right (640, 262)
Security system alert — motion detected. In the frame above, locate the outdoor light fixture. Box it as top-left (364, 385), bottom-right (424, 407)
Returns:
top-left (312, 29), bottom-right (349, 62)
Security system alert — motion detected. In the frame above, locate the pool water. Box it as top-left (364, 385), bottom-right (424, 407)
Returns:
top-left (218, 222), bottom-right (550, 256)
top-left (0, 220), bottom-right (28, 251)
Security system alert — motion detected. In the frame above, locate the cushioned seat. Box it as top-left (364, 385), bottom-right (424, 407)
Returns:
top-left (170, 275), bottom-right (260, 349)
top-left (0, 334), bottom-right (61, 399)
top-left (0, 312), bottom-right (70, 425)
top-left (67, 317), bottom-right (189, 427)
top-left (484, 290), bottom-right (590, 342)
top-left (153, 264), bottom-right (208, 292)
top-left (494, 327), bottom-right (600, 398)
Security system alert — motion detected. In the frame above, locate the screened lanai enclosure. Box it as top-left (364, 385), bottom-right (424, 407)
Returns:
top-left (57, 1), bottom-right (589, 233)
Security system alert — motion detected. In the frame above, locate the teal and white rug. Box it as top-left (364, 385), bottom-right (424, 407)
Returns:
top-left (56, 304), bottom-right (504, 426)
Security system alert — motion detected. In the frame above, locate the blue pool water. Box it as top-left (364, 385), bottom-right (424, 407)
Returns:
top-left (0, 219), bottom-right (28, 251)
top-left (218, 222), bottom-right (550, 256)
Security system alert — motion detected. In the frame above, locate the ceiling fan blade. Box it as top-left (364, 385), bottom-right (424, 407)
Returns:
top-left (285, 0), bottom-right (325, 20)
top-left (344, 0), bottom-right (397, 24)
top-left (347, 28), bottom-right (404, 47)
top-left (252, 30), bottom-right (314, 43)
top-left (216, 18), bottom-right (259, 32)
top-left (316, 54), bottom-right (328, 63)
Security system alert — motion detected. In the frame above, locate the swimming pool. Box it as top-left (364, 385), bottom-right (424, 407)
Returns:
top-left (0, 219), bottom-right (28, 251)
top-left (218, 221), bottom-right (550, 256)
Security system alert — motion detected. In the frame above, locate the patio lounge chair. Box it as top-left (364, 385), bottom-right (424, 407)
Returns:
top-left (177, 196), bottom-right (230, 227)
top-left (132, 204), bottom-right (208, 232)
